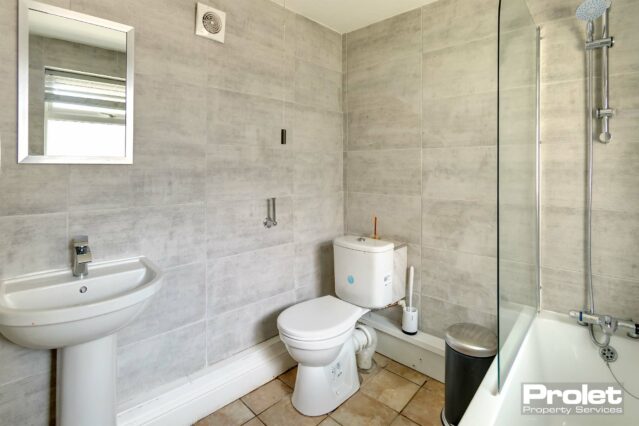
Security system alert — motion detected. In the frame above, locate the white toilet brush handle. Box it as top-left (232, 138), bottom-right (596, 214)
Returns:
top-left (407, 266), bottom-right (414, 309)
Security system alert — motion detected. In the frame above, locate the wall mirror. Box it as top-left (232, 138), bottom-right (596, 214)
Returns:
top-left (18, 0), bottom-right (134, 164)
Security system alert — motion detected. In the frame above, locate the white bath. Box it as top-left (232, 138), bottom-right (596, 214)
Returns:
top-left (462, 311), bottom-right (639, 425)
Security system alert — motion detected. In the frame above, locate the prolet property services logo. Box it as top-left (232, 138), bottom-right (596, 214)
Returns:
top-left (522, 383), bottom-right (624, 415)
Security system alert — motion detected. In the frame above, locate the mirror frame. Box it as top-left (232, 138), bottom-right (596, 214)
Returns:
top-left (18, 0), bottom-right (135, 164)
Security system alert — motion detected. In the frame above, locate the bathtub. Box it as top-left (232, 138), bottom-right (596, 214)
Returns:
top-left (462, 310), bottom-right (639, 425)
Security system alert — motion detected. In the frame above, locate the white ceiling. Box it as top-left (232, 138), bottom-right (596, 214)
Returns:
top-left (272, 0), bottom-right (440, 33)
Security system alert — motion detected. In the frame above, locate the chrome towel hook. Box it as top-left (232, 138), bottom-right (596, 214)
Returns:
top-left (263, 198), bottom-right (277, 229)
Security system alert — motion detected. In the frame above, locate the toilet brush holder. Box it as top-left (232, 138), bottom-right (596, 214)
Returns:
top-left (402, 306), bottom-right (418, 335)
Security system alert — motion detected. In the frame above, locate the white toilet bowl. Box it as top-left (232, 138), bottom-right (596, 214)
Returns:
top-left (277, 236), bottom-right (402, 416)
top-left (277, 295), bottom-right (372, 416)
top-left (280, 329), bottom-right (351, 367)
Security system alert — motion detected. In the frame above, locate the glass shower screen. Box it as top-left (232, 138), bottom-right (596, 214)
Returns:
top-left (497, 0), bottom-right (539, 390)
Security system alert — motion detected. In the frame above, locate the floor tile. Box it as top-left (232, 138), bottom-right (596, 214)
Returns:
top-left (331, 392), bottom-right (398, 426)
top-left (424, 379), bottom-right (444, 394)
top-left (278, 366), bottom-right (297, 389)
top-left (241, 380), bottom-right (293, 415)
top-left (359, 357), bottom-right (385, 386)
top-left (195, 400), bottom-right (254, 425)
top-left (391, 415), bottom-right (419, 426)
top-left (259, 397), bottom-right (326, 426)
top-left (401, 381), bottom-right (445, 426)
top-left (373, 352), bottom-right (391, 368)
top-left (196, 353), bottom-right (444, 426)
top-left (385, 360), bottom-right (427, 386)
top-left (361, 369), bottom-right (420, 412)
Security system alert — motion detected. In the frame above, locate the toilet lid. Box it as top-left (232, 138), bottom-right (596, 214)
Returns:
top-left (278, 295), bottom-right (369, 341)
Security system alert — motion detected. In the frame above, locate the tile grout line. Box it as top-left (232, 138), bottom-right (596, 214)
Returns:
top-left (276, 373), bottom-right (294, 391)
top-left (239, 414), bottom-right (258, 426)
top-left (346, 191), bottom-right (422, 199)
top-left (327, 414), bottom-right (343, 425)
top-left (420, 294), bottom-right (497, 318)
top-left (287, 21), bottom-right (298, 301)
top-left (380, 362), bottom-right (431, 416)
top-left (540, 264), bottom-right (639, 285)
top-left (242, 378), bottom-right (294, 419)
top-left (343, 31), bottom-right (349, 237)
top-left (0, 369), bottom-right (53, 390)
top-left (347, 146), bottom-right (426, 153)
top-left (419, 3), bottom-right (425, 323)
top-left (382, 367), bottom-right (429, 388)
top-left (204, 62), bottom-right (210, 366)
top-left (238, 397), bottom-right (255, 417)
top-left (200, 355), bottom-right (437, 425)
top-left (396, 371), bottom-right (433, 425)
top-left (358, 358), bottom-right (433, 419)
top-left (118, 318), bottom-right (206, 350)
top-left (420, 243), bottom-right (498, 259)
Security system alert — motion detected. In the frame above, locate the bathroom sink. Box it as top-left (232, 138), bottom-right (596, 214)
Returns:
top-left (0, 256), bottom-right (162, 425)
top-left (0, 257), bottom-right (163, 349)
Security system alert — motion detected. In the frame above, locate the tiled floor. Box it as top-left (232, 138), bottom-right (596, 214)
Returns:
top-left (195, 353), bottom-right (444, 426)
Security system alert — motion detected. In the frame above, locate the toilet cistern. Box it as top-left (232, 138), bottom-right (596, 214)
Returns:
top-left (72, 235), bottom-right (92, 277)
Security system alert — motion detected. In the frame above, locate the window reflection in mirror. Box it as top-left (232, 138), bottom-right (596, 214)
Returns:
top-left (43, 69), bottom-right (126, 157)
top-left (19, 1), bottom-right (133, 164)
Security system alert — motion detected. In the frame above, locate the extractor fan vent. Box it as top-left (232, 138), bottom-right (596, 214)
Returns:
top-left (195, 3), bottom-right (226, 43)
top-left (202, 12), bottom-right (223, 34)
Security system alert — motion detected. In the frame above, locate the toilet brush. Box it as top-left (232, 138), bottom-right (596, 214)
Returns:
top-left (402, 266), bottom-right (418, 335)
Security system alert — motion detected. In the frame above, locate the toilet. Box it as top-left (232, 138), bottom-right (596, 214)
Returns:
top-left (277, 235), bottom-right (405, 416)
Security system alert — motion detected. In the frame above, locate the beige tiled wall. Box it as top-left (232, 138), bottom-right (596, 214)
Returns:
top-left (344, 0), bottom-right (639, 337)
top-left (344, 1), bottom-right (500, 338)
top-left (528, 0), bottom-right (639, 319)
top-left (1, 0), bottom-right (635, 422)
top-left (0, 0), bottom-right (343, 423)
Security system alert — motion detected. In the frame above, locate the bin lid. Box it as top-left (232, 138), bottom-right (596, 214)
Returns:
top-left (445, 323), bottom-right (497, 358)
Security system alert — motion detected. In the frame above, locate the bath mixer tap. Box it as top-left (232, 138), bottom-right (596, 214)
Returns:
top-left (569, 310), bottom-right (639, 338)
top-left (72, 236), bottom-right (92, 277)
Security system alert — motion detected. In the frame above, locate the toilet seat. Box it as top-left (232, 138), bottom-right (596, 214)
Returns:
top-left (279, 327), bottom-right (354, 351)
top-left (277, 295), bottom-right (369, 343)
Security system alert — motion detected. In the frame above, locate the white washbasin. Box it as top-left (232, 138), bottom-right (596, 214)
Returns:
top-left (0, 256), bottom-right (162, 425)
top-left (0, 256), bottom-right (163, 349)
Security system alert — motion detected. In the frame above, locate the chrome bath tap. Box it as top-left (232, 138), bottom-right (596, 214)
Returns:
top-left (569, 310), bottom-right (639, 341)
top-left (72, 236), bottom-right (93, 277)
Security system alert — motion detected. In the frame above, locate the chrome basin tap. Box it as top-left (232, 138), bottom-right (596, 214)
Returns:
top-left (72, 236), bottom-right (92, 277)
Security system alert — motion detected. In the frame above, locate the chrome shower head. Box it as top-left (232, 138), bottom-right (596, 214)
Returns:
top-left (576, 0), bottom-right (611, 21)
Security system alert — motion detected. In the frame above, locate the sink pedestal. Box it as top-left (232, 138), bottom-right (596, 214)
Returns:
top-left (57, 335), bottom-right (117, 426)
